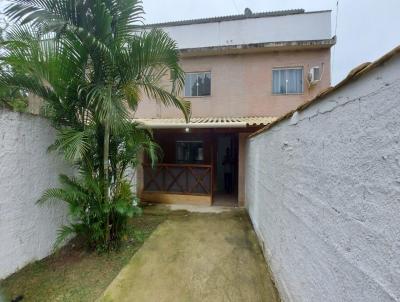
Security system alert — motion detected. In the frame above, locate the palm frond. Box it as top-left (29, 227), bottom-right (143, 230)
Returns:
top-left (111, 0), bottom-right (144, 43)
top-left (37, 187), bottom-right (73, 205)
top-left (85, 84), bottom-right (131, 133)
top-left (49, 127), bottom-right (92, 162)
top-left (139, 79), bottom-right (191, 121)
top-left (54, 225), bottom-right (76, 249)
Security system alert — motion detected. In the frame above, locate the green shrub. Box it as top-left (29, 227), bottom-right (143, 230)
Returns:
top-left (39, 174), bottom-right (142, 252)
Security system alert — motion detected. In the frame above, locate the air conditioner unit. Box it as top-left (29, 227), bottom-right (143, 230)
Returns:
top-left (308, 66), bottom-right (321, 84)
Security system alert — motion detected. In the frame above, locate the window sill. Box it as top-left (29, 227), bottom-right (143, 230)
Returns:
top-left (184, 95), bottom-right (211, 99)
top-left (272, 93), bottom-right (304, 96)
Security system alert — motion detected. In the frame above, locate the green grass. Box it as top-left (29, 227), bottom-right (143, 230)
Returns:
top-left (0, 209), bottom-right (168, 302)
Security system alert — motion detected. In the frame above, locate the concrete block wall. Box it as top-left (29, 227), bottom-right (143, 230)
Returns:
top-left (0, 110), bottom-right (72, 279)
top-left (246, 56), bottom-right (400, 302)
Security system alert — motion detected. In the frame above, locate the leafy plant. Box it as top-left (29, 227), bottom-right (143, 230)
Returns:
top-left (1, 0), bottom-right (189, 250)
top-left (39, 173), bottom-right (141, 251)
top-left (0, 86), bottom-right (28, 112)
top-left (0, 40), bottom-right (28, 112)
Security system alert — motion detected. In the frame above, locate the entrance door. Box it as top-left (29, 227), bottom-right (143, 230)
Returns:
top-left (214, 133), bottom-right (238, 206)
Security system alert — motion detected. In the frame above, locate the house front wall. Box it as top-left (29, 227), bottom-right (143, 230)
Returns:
top-left (135, 48), bottom-right (331, 119)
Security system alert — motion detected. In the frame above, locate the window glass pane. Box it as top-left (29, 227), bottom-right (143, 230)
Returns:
top-left (286, 70), bottom-right (296, 93)
top-left (176, 143), bottom-right (184, 161)
top-left (197, 74), bottom-right (204, 96)
top-left (287, 69), bottom-right (303, 94)
top-left (184, 74), bottom-right (192, 96)
top-left (297, 69), bottom-right (303, 93)
top-left (191, 74), bottom-right (198, 96)
top-left (272, 70), bottom-right (280, 94)
top-left (200, 72), bottom-right (211, 96)
top-left (279, 70), bottom-right (286, 94)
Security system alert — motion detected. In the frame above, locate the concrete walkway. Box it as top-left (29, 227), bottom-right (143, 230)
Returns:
top-left (99, 209), bottom-right (280, 302)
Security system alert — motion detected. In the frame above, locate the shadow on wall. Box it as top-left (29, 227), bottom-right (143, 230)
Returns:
top-left (245, 50), bottom-right (400, 302)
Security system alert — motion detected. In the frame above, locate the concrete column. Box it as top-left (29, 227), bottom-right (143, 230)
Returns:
top-left (136, 151), bottom-right (144, 199)
top-left (238, 132), bottom-right (249, 207)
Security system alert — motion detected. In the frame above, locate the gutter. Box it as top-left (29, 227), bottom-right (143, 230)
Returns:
top-left (138, 122), bottom-right (255, 129)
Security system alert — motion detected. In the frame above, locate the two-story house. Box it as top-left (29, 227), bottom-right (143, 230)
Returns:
top-left (135, 9), bottom-right (335, 207)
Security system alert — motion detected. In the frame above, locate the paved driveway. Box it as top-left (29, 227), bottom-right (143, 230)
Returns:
top-left (99, 209), bottom-right (280, 302)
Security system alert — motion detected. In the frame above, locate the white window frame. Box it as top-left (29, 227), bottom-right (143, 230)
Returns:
top-left (272, 67), bottom-right (304, 95)
top-left (184, 71), bottom-right (211, 97)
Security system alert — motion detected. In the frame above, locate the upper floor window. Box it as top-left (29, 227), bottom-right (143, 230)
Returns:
top-left (184, 72), bottom-right (211, 97)
top-left (272, 67), bottom-right (304, 95)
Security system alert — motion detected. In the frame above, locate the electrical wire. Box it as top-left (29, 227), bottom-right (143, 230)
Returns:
top-left (332, 1), bottom-right (340, 78)
top-left (334, 0), bottom-right (340, 37)
top-left (231, 0), bottom-right (240, 14)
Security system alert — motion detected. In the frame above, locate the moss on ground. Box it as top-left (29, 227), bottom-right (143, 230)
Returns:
top-left (99, 209), bottom-right (280, 302)
top-left (0, 208), bottom-right (168, 302)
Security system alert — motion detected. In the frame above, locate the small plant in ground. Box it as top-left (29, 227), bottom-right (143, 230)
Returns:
top-left (39, 173), bottom-right (142, 251)
top-left (0, 0), bottom-right (190, 251)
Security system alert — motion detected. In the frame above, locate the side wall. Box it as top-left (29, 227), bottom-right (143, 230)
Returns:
top-left (0, 110), bottom-right (72, 279)
top-left (246, 57), bottom-right (400, 301)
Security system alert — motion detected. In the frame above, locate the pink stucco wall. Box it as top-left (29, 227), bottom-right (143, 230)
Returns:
top-left (135, 48), bottom-right (331, 118)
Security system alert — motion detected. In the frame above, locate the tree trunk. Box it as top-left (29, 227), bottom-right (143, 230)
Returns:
top-left (103, 121), bottom-right (110, 244)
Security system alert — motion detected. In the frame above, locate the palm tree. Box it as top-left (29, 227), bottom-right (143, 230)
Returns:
top-left (0, 26), bottom-right (28, 111)
top-left (1, 0), bottom-right (190, 249)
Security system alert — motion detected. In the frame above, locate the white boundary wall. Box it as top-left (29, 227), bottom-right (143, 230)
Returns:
top-left (0, 110), bottom-right (72, 279)
top-left (246, 56), bottom-right (400, 302)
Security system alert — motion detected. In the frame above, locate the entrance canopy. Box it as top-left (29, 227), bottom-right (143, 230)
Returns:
top-left (133, 116), bottom-right (277, 129)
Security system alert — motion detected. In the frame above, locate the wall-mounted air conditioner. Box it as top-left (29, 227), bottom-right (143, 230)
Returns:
top-left (308, 66), bottom-right (321, 85)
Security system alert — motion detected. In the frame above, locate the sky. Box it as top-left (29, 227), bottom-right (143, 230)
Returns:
top-left (1, 1), bottom-right (399, 84)
top-left (142, 0), bottom-right (400, 84)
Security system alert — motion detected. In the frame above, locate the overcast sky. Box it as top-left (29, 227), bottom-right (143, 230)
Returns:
top-left (1, 1), bottom-right (399, 84)
top-left (142, 0), bottom-right (400, 84)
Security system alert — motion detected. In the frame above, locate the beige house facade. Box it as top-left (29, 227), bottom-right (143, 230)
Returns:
top-left (135, 9), bottom-right (335, 207)
top-left (137, 49), bottom-right (331, 118)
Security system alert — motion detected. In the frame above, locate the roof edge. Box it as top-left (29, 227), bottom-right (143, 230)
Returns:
top-left (133, 116), bottom-right (277, 129)
top-left (144, 9), bottom-right (315, 28)
top-left (249, 44), bottom-right (400, 139)
top-left (179, 37), bottom-right (336, 57)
